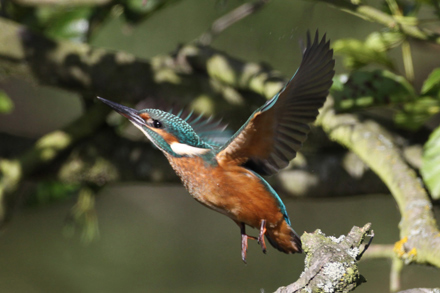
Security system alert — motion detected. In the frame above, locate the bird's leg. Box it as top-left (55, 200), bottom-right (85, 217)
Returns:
top-left (237, 222), bottom-right (257, 263)
top-left (258, 219), bottom-right (267, 254)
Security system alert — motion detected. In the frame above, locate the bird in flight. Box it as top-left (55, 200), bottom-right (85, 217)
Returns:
top-left (98, 31), bottom-right (334, 262)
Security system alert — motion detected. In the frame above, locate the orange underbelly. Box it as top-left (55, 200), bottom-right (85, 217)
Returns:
top-left (167, 156), bottom-right (284, 229)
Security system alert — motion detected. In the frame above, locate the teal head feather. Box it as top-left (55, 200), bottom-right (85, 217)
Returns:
top-left (97, 97), bottom-right (230, 157)
top-left (137, 108), bottom-right (212, 155)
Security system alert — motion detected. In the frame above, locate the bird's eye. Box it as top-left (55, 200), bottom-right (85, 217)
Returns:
top-left (152, 119), bottom-right (162, 128)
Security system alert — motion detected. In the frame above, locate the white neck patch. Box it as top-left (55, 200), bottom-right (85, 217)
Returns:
top-left (170, 142), bottom-right (210, 156)
top-left (130, 121), bottom-right (209, 156)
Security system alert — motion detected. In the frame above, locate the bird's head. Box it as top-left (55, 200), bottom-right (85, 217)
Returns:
top-left (98, 97), bottom-right (213, 157)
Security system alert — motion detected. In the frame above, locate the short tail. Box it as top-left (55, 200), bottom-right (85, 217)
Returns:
top-left (266, 220), bottom-right (302, 254)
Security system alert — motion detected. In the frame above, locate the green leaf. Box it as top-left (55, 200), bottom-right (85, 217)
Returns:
top-left (365, 31), bottom-right (404, 51)
top-left (0, 90), bottom-right (14, 113)
top-left (331, 70), bottom-right (416, 111)
top-left (37, 7), bottom-right (92, 41)
top-left (381, 0), bottom-right (421, 16)
top-left (394, 97), bottom-right (440, 130)
top-left (334, 37), bottom-right (395, 70)
top-left (421, 126), bottom-right (440, 199)
top-left (27, 181), bottom-right (79, 206)
top-left (421, 68), bottom-right (440, 98)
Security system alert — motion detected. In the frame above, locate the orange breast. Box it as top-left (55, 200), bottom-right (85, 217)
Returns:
top-left (165, 154), bottom-right (285, 229)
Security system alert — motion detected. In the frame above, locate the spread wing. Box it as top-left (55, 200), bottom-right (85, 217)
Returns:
top-left (216, 31), bottom-right (335, 175)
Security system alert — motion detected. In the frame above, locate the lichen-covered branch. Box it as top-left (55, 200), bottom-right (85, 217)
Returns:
top-left (275, 223), bottom-right (372, 293)
top-left (317, 98), bottom-right (440, 268)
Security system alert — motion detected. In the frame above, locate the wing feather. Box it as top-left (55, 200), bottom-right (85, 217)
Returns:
top-left (217, 31), bottom-right (335, 175)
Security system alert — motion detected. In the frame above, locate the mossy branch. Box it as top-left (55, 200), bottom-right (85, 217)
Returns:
top-left (275, 223), bottom-right (372, 293)
top-left (317, 98), bottom-right (440, 268)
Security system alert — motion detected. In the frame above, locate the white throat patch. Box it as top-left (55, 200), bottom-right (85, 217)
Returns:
top-left (170, 142), bottom-right (210, 156)
top-left (130, 121), bottom-right (209, 156)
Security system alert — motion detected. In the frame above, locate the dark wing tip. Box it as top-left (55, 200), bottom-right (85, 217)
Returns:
top-left (246, 30), bottom-right (335, 176)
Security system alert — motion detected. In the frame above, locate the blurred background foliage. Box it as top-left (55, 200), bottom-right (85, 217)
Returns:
top-left (0, 0), bottom-right (440, 292)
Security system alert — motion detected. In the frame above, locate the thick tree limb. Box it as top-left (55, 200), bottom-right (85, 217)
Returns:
top-left (317, 98), bottom-right (440, 268)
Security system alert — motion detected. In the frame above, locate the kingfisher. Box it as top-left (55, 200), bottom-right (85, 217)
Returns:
top-left (98, 31), bottom-right (334, 263)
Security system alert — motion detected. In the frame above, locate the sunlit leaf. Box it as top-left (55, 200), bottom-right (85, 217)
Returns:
top-left (37, 7), bottom-right (92, 41)
top-left (331, 74), bottom-right (347, 92)
top-left (421, 68), bottom-right (440, 98)
top-left (331, 70), bottom-right (416, 111)
top-left (394, 97), bottom-right (440, 130)
top-left (334, 38), bottom-right (394, 70)
top-left (365, 31), bottom-right (404, 51)
top-left (421, 125), bottom-right (440, 199)
top-left (0, 90), bottom-right (14, 113)
top-left (394, 15), bottom-right (418, 25)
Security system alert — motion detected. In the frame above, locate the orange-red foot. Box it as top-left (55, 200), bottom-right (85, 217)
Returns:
top-left (258, 219), bottom-right (267, 254)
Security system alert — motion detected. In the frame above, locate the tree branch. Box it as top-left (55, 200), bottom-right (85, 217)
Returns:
top-left (198, 0), bottom-right (269, 45)
top-left (275, 223), bottom-right (372, 293)
top-left (317, 98), bottom-right (440, 268)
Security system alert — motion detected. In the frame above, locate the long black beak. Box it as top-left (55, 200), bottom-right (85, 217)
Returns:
top-left (97, 97), bottom-right (145, 126)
